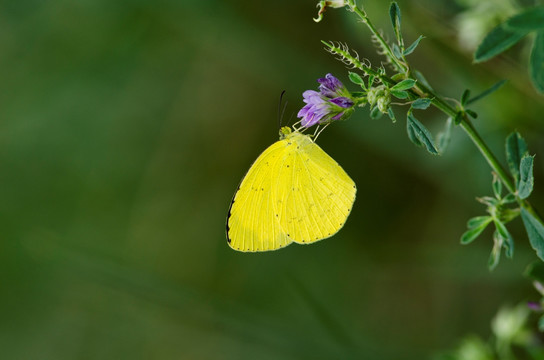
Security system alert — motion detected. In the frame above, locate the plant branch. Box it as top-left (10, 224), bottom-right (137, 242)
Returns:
top-left (346, 0), bottom-right (408, 74)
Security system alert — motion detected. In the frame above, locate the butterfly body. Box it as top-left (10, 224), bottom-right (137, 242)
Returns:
top-left (226, 127), bottom-right (356, 252)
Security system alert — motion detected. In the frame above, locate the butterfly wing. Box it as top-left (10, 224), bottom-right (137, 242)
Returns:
top-left (227, 140), bottom-right (293, 252)
top-left (274, 132), bottom-right (356, 244)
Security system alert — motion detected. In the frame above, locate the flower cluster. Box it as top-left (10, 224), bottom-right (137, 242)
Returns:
top-left (297, 73), bottom-right (355, 128)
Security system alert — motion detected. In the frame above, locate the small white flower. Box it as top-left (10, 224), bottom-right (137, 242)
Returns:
top-left (314, 1), bottom-right (348, 22)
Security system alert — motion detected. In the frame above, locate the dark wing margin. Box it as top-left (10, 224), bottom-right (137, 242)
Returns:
top-left (226, 181), bottom-right (243, 244)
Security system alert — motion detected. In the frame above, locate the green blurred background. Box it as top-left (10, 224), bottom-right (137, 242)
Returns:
top-left (1, 0), bottom-right (544, 358)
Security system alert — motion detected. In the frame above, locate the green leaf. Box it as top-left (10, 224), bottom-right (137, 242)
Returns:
top-left (406, 112), bottom-right (439, 155)
top-left (454, 112), bottom-right (464, 125)
top-left (367, 75), bottom-right (375, 89)
top-left (437, 117), bottom-right (453, 153)
top-left (461, 223), bottom-right (489, 245)
top-left (474, 23), bottom-right (530, 62)
top-left (505, 7), bottom-right (544, 32)
top-left (370, 106), bottom-right (382, 119)
top-left (518, 154), bottom-right (535, 199)
top-left (391, 73), bottom-right (404, 82)
top-left (539, 316), bottom-right (544, 332)
top-left (505, 132), bottom-right (528, 184)
top-left (391, 79), bottom-right (416, 91)
top-left (413, 70), bottom-right (432, 90)
top-left (403, 35), bottom-right (424, 56)
top-left (392, 44), bottom-right (403, 59)
top-left (389, 2), bottom-right (403, 47)
top-left (494, 219), bottom-right (514, 258)
top-left (411, 98), bottom-right (432, 110)
top-left (406, 118), bottom-right (422, 148)
top-left (391, 90), bottom-right (408, 99)
top-left (489, 230), bottom-right (504, 270)
top-left (525, 261), bottom-right (544, 283)
top-left (467, 215), bottom-right (493, 229)
top-left (492, 174), bottom-right (502, 199)
top-left (465, 109), bottom-right (478, 119)
top-left (521, 207), bottom-right (544, 262)
top-left (530, 30), bottom-right (544, 93)
top-left (478, 196), bottom-right (500, 206)
top-left (461, 89), bottom-right (471, 106)
top-left (466, 80), bottom-right (508, 105)
top-left (503, 193), bottom-right (516, 204)
top-left (387, 107), bottom-right (396, 123)
top-left (501, 208), bottom-right (520, 223)
top-left (348, 72), bottom-right (366, 89)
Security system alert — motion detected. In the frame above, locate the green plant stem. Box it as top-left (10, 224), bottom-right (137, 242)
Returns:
top-left (344, 0), bottom-right (544, 229)
top-left (415, 82), bottom-right (544, 226)
top-left (462, 119), bottom-right (515, 194)
top-left (346, 0), bottom-right (407, 73)
top-left (415, 84), bottom-right (514, 190)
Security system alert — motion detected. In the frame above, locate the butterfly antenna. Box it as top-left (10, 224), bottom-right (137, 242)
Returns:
top-left (277, 90), bottom-right (288, 129)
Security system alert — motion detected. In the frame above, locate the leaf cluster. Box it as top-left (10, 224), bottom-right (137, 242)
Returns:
top-left (474, 6), bottom-right (544, 93)
top-left (325, 1), bottom-right (544, 268)
top-left (460, 132), bottom-right (541, 270)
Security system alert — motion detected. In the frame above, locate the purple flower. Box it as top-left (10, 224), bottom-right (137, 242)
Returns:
top-left (297, 73), bottom-right (354, 128)
top-left (528, 301), bottom-right (542, 311)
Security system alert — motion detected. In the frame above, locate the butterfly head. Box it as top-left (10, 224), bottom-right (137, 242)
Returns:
top-left (279, 126), bottom-right (293, 139)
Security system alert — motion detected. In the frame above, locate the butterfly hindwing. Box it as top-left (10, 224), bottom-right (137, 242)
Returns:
top-left (274, 132), bottom-right (356, 244)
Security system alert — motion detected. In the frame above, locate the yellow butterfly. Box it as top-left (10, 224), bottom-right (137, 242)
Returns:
top-left (226, 126), bottom-right (356, 252)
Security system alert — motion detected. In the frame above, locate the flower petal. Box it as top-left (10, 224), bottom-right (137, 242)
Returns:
top-left (330, 96), bottom-right (354, 108)
top-left (297, 104), bottom-right (311, 118)
top-left (302, 90), bottom-right (324, 104)
top-left (318, 73), bottom-right (343, 97)
top-left (331, 111), bottom-right (345, 121)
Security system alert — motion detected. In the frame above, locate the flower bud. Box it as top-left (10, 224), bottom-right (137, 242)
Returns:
top-left (377, 94), bottom-right (391, 114)
top-left (314, 1), bottom-right (348, 22)
top-left (367, 86), bottom-right (385, 107)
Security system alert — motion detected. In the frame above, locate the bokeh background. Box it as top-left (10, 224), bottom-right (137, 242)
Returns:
top-left (2, 0), bottom-right (544, 358)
